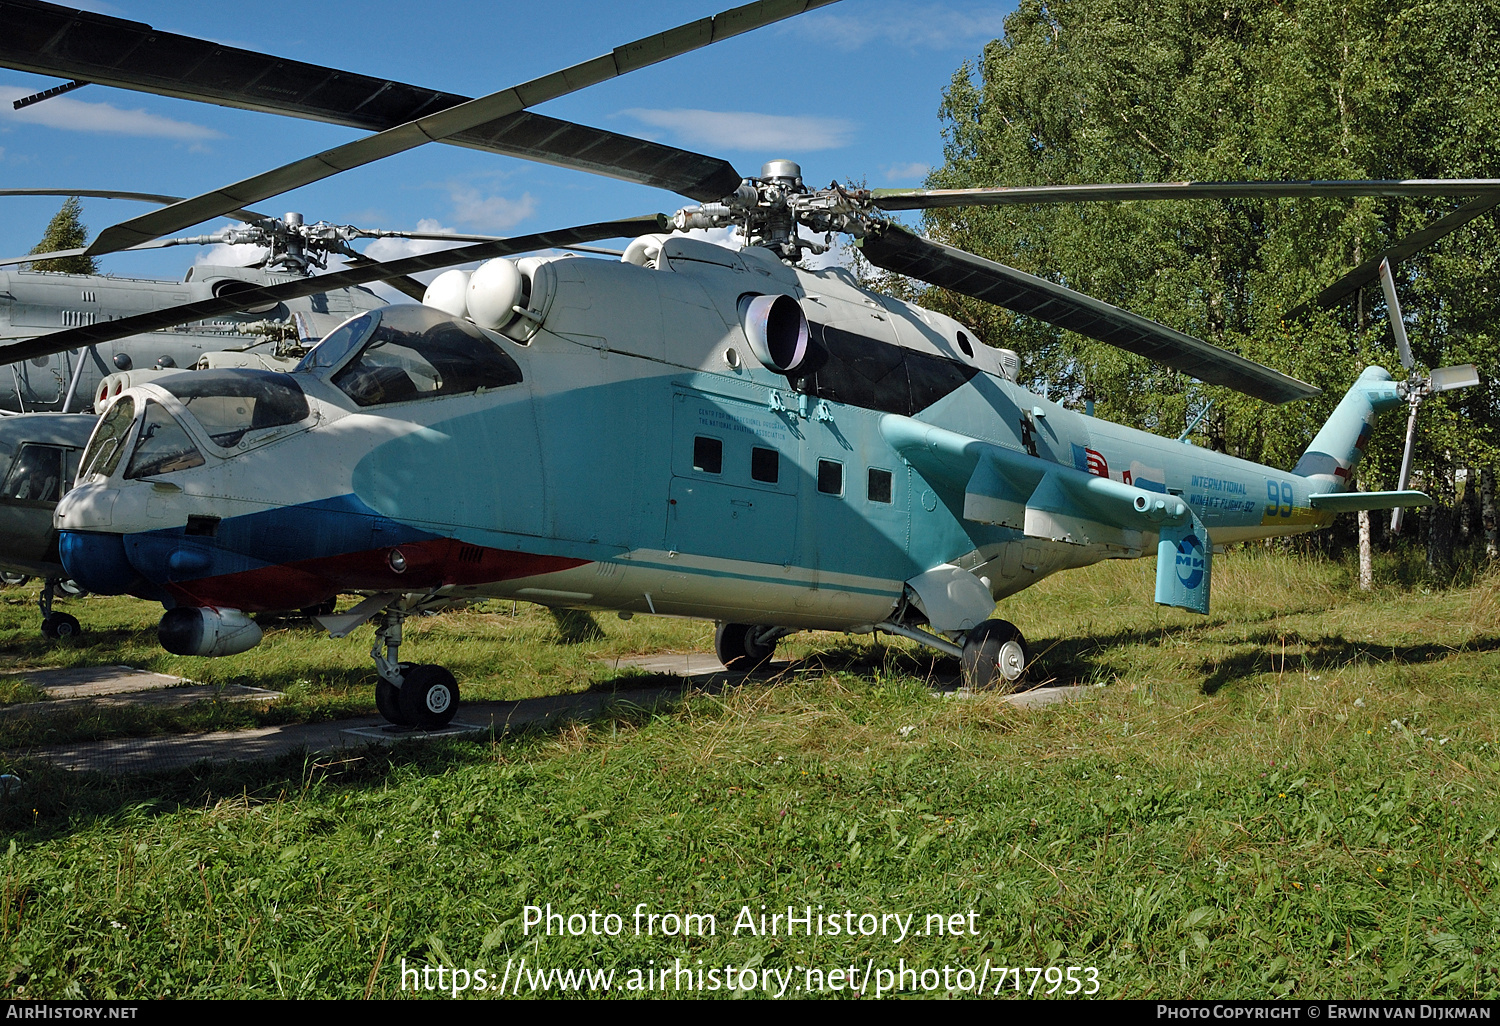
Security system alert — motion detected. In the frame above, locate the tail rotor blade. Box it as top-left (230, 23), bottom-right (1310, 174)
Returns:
top-left (1429, 363), bottom-right (1481, 393)
top-left (1391, 402), bottom-right (1420, 534)
top-left (1378, 258), bottom-right (1415, 370)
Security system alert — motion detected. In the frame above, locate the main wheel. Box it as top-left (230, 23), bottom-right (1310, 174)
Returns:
top-left (397, 664), bottom-right (459, 729)
top-left (715, 622), bottom-right (777, 672)
top-left (960, 619), bottom-right (1029, 691)
top-left (41, 612), bottom-right (81, 640)
top-left (375, 677), bottom-right (409, 726)
top-left (1, 573), bottom-right (29, 587)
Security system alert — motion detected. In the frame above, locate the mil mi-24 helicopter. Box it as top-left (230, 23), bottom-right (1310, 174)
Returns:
top-left (0, 0), bottom-right (1486, 728)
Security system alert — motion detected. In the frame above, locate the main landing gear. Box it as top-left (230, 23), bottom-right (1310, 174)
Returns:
top-left (714, 623), bottom-right (788, 671)
top-left (370, 607), bottom-right (459, 729)
top-left (873, 613), bottom-right (1032, 691)
top-left (959, 619), bottom-right (1030, 691)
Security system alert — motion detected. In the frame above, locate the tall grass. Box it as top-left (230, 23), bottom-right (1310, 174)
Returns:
top-left (0, 550), bottom-right (1496, 999)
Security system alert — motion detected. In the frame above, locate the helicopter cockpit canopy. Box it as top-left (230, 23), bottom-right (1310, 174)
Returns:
top-left (296, 306), bottom-right (524, 408)
top-left (78, 370), bottom-right (313, 483)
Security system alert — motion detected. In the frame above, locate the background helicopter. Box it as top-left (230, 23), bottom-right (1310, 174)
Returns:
top-left (0, 0), bottom-right (1487, 728)
top-left (0, 188), bottom-right (547, 414)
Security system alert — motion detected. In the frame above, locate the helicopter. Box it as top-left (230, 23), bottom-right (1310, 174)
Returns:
top-left (2, 0), bottom-right (1487, 729)
top-left (0, 187), bottom-right (562, 415)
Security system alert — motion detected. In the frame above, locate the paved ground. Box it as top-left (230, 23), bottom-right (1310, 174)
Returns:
top-left (2, 654), bottom-right (1093, 774)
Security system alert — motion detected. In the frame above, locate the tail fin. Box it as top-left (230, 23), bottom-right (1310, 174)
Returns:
top-left (1292, 366), bottom-right (1404, 493)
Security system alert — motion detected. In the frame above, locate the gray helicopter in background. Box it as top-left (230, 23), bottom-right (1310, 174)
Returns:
top-left (0, 188), bottom-right (505, 415)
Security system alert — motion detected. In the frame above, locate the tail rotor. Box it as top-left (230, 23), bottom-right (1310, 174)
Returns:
top-left (1377, 257), bottom-right (1481, 533)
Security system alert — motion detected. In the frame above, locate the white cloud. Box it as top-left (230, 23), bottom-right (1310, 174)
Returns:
top-left (193, 242), bottom-right (267, 267)
top-left (0, 86), bottom-right (222, 140)
top-left (882, 162), bottom-right (931, 183)
top-left (788, 4), bottom-right (1010, 51)
top-left (618, 108), bottom-right (856, 153)
top-left (445, 185), bottom-right (536, 232)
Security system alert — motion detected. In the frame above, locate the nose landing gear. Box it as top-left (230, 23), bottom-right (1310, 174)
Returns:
top-left (38, 578), bottom-right (83, 640)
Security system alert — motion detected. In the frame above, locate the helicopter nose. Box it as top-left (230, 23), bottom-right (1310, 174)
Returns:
top-left (55, 482), bottom-right (142, 595)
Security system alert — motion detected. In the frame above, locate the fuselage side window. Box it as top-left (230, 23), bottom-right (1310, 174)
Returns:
top-left (751, 446), bottom-right (779, 484)
top-left (693, 436), bottom-right (723, 475)
top-left (817, 459), bottom-right (844, 496)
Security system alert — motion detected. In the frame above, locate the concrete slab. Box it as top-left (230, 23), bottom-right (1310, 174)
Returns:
top-left (4, 656), bottom-right (1093, 776)
top-left (0, 665), bottom-right (189, 699)
top-left (943, 684), bottom-right (1095, 709)
top-left (0, 683), bottom-right (279, 718)
top-left (606, 652), bottom-right (800, 677)
top-left (9, 683), bottom-right (703, 774)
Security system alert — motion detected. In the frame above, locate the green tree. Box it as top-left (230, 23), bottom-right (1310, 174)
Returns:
top-left (28, 196), bottom-right (99, 274)
top-left (906, 0), bottom-right (1500, 561)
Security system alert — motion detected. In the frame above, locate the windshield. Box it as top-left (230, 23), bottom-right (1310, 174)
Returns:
top-left (329, 305), bottom-right (523, 407)
top-left (155, 369), bottom-right (310, 448)
top-left (125, 401), bottom-right (206, 479)
top-left (295, 310), bottom-right (379, 374)
top-left (79, 396), bottom-right (136, 481)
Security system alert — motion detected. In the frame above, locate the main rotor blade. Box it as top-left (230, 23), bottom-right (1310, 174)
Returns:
top-left (870, 179), bottom-right (1500, 210)
top-left (1298, 194), bottom-right (1500, 312)
top-left (0, 188), bottom-right (271, 223)
top-left (0, 1), bottom-right (745, 204)
top-left (1377, 258), bottom-right (1415, 370)
top-left (860, 223), bottom-right (1319, 404)
top-left (78, 1), bottom-right (825, 256)
top-left (0, 214), bottom-right (667, 363)
top-left (0, 236), bottom-right (199, 268)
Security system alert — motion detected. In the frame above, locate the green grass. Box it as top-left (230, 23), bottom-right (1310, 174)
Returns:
top-left (0, 550), bottom-right (1497, 999)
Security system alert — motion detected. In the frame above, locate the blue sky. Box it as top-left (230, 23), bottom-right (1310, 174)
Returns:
top-left (0, 0), bottom-right (1017, 284)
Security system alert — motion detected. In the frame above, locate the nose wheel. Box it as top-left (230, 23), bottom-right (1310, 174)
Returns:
top-left (37, 578), bottom-right (84, 640)
top-left (371, 610), bottom-right (459, 729)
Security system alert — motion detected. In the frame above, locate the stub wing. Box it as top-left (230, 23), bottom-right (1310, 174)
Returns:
top-left (880, 415), bottom-right (1214, 613)
top-left (1309, 490), bottom-right (1432, 514)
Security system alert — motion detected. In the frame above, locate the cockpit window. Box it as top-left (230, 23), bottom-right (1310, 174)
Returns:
top-left (295, 311), bottom-right (378, 373)
top-left (126, 401), bottom-right (206, 479)
top-left (79, 396), bottom-right (136, 481)
top-left (2, 444), bottom-right (64, 502)
top-left (329, 305), bottom-right (523, 407)
top-left (155, 369), bottom-right (310, 448)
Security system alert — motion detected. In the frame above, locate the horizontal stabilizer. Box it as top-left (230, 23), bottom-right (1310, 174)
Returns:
top-left (1309, 490), bottom-right (1432, 513)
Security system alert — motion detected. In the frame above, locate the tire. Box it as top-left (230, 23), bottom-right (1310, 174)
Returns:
top-left (397, 664), bottom-right (459, 729)
top-left (715, 622), bottom-right (776, 672)
top-left (57, 580), bottom-right (85, 597)
top-left (41, 612), bottom-right (81, 640)
top-left (375, 677), bottom-right (409, 726)
top-left (960, 619), bottom-right (1029, 691)
top-left (1, 573), bottom-right (29, 587)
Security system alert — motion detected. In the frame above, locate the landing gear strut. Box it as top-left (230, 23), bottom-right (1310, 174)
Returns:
top-left (38, 578), bottom-right (82, 640)
top-left (371, 608), bottom-right (458, 729)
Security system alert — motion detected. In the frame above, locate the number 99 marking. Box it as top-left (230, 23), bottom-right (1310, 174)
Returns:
top-left (1267, 479), bottom-right (1293, 518)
